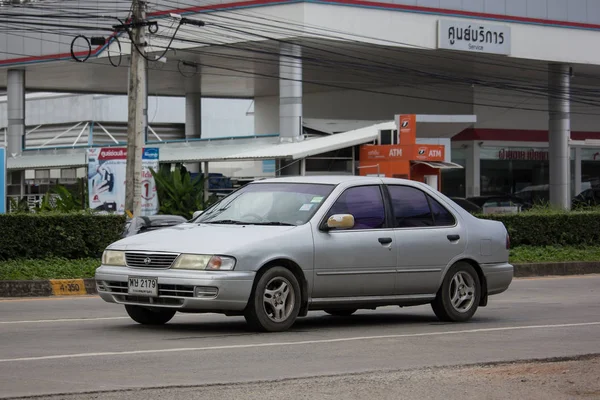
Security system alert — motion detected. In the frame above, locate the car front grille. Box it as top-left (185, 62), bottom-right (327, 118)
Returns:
top-left (100, 281), bottom-right (194, 298)
top-left (125, 252), bottom-right (179, 269)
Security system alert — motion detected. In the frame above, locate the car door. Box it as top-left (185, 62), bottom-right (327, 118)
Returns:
top-left (386, 185), bottom-right (466, 296)
top-left (312, 184), bottom-right (397, 298)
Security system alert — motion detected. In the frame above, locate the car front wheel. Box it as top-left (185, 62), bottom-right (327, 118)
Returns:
top-left (431, 262), bottom-right (481, 322)
top-left (244, 267), bottom-right (301, 332)
top-left (125, 305), bottom-right (176, 325)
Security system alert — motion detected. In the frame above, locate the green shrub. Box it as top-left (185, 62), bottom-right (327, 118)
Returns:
top-left (0, 213), bottom-right (126, 261)
top-left (479, 210), bottom-right (600, 247)
top-left (0, 257), bottom-right (100, 280)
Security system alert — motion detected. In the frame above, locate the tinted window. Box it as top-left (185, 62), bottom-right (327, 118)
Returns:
top-left (328, 186), bottom-right (386, 230)
top-left (388, 186), bottom-right (433, 227)
top-left (388, 186), bottom-right (456, 228)
top-left (428, 196), bottom-right (456, 226)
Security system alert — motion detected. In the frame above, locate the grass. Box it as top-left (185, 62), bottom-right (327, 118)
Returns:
top-left (0, 247), bottom-right (599, 280)
top-left (509, 246), bottom-right (600, 264)
top-left (0, 258), bottom-right (100, 280)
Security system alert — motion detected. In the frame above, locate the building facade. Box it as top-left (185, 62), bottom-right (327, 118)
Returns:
top-left (1, 0), bottom-right (600, 209)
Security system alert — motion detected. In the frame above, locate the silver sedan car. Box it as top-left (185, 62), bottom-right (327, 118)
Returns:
top-left (95, 176), bottom-right (513, 332)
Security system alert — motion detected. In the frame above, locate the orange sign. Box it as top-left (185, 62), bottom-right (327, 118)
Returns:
top-left (412, 145), bottom-right (445, 161)
top-left (360, 144), bottom-right (445, 162)
top-left (398, 114), bottom-right (416, 145)
top-left (361, 145), bottom-right (407, 161)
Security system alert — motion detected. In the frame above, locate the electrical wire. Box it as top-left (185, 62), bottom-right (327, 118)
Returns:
top-left (3, 1), bottom-right (600, 114)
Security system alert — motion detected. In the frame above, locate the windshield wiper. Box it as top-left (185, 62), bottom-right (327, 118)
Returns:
top-left (245, 221), bottom-right (296, 226)
top-left (202, 220), bottom-right (296, 226)
top-left (202, 220), bottom-right (246, 225)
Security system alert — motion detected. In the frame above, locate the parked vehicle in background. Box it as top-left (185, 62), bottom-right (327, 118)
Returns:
top-left (449, 197), bottom-right (482, 214)
top-left (466, 195), bottom-right (532, 214)
top-left (122, 215), bottom-right (188, 238)
top-left (572, 187), bottom-right (600, 209)
top-left (96, 176), bottom-right (513, 332)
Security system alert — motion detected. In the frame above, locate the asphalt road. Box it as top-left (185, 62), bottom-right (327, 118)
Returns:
top-left (0, 275), bottom-right (599, 399)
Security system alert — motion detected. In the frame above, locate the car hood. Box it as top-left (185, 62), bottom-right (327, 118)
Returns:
top-left (108, 222), bottom-right (298, 254)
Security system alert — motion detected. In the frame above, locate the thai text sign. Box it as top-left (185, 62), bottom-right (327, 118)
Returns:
top-left (438, 19), bottom-right (511, 55)
top-left (360, 144), bottom-right (445, 162)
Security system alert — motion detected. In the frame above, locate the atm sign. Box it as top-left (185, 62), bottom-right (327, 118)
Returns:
top-left (414, 145), bottom-right (444, 161)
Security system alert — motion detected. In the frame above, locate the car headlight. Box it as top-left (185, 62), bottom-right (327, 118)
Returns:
top-left (102, 250), bottom-right (126, 266)
top-left (171, 254), bottom-right (236, 271)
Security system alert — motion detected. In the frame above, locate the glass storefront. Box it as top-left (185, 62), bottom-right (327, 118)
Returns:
top-left (445, 144), bottom-right (600, 203)
top-left (442, 148), bottom-right (466, 198)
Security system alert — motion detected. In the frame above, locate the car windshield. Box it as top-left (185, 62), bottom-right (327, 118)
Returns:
top-left (197, 182), bottom-right (334, 226)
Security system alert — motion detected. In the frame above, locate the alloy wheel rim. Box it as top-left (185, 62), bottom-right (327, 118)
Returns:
top-left (449, 271), bottom-right (476, 313)
top-left (262, 277), bottom-right (295, 323)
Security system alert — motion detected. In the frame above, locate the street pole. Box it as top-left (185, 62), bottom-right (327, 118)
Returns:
top-left (125, 0), bottom-right (148, 217)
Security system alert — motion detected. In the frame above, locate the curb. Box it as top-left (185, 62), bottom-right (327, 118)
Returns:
top-left (0, 262), bottom-right (599, 298)
top-left (0, 278), bottom-right (96, 298)
top-left (512, 261), bottom-right (600, 278)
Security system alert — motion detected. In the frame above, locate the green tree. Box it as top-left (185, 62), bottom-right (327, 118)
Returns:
top-left (150, 164), bottom-right (216, 219)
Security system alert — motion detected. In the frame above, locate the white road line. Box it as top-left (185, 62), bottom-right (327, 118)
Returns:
top-left (1, 321), bottom-right (599, 363)
top-left (0, 317), bottom-right (130, 325)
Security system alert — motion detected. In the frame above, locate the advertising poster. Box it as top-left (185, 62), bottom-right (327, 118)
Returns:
top-left (87, 147), bottom-right (159, 216)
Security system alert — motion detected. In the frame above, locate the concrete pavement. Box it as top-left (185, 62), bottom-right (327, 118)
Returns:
top-left (0, 275), bottom-right (599, 399)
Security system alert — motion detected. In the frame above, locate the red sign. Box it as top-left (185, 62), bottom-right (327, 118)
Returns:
top-left (498, 149), bottom-right (548, 161)
top-left (98, 148), bottom-right (127, 160)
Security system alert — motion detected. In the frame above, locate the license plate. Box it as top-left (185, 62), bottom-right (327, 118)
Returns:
top-left (128, 277), bottom-right (158, 297)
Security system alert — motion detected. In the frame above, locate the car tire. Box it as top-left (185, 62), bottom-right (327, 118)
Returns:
top-left (324, 309), bottom-right (357, 317)
top-left (125, 305), bottom-right (176, 325)
top-left (244, 267), bottom-right (301, 332)
top-left (431, 262), bottom-right (481, 322)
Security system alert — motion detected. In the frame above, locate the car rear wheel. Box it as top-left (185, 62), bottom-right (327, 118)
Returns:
top-left (244, 267), bottom-right (301, 332)
top-left (431, 262), bottom-right (481, 322)
top-left (324, 309), bottom-right (357, 317)
top-left (125, 305), bottom-right (176, 325)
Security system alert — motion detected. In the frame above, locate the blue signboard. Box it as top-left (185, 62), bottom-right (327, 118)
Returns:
top-left (0, 147), bottom-right (5, 214)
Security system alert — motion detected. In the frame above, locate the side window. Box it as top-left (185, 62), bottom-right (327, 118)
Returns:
top-left (388, 186), bottom-right (433, 227)
top-left (428, 195), bottom-right (456, 227)
top-left (327, 186), bottom-right (386, 230)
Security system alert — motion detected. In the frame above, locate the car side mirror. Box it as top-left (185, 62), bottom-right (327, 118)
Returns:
top-left (192, 210), bottom-right (204, 219)
top-left (325, 214), bottom-right (355, 230)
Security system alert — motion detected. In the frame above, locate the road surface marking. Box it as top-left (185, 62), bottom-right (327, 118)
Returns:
top-left (0, 321), bottom-right (598, 363)
top-left (0, 317), bottom-right (130, 325)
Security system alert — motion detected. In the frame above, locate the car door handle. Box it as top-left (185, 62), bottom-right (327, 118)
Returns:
top-left (378, 237), bottom-right (393, 245)
top-left (447, 234), bottom-right (460, 241)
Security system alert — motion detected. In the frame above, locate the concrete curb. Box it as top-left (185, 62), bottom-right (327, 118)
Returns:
top-left (0, 278), bottom-right (95, 298)
top-left (0, 262), bottom-right (599, 297)
top-left (512, 261), bottom-right (600, 278)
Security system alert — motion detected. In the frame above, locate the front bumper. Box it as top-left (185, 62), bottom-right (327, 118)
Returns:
top-left (95, 265), bottom-right (256, 311)
top-left (481, 262), bottom-right (514, 295)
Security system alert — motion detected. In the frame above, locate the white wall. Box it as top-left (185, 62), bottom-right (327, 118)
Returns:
top-left (255, 84), bottom-right (474, 133)
top-left (0, 94), bottom-right (255, 138)
top-left (474, 86), bottom-right (600, 131)
top-left (254, 96), bottom-right (279, 135)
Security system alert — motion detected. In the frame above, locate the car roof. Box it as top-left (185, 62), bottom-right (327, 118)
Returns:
top-left (254, 175), bottom-right (417, 186)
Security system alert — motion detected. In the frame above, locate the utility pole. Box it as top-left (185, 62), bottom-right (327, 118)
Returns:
top-left (125, 0), bottom-right (148, 217)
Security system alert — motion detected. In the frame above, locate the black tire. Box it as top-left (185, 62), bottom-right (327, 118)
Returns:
top-left (244, 267), bottom-right (301, 332)
top-left (431, 262), bottom-right (481, 322)
top-left (324, 309), bottom-right (357, 317)
top-left (125, 305), bottom-right (176, 325)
